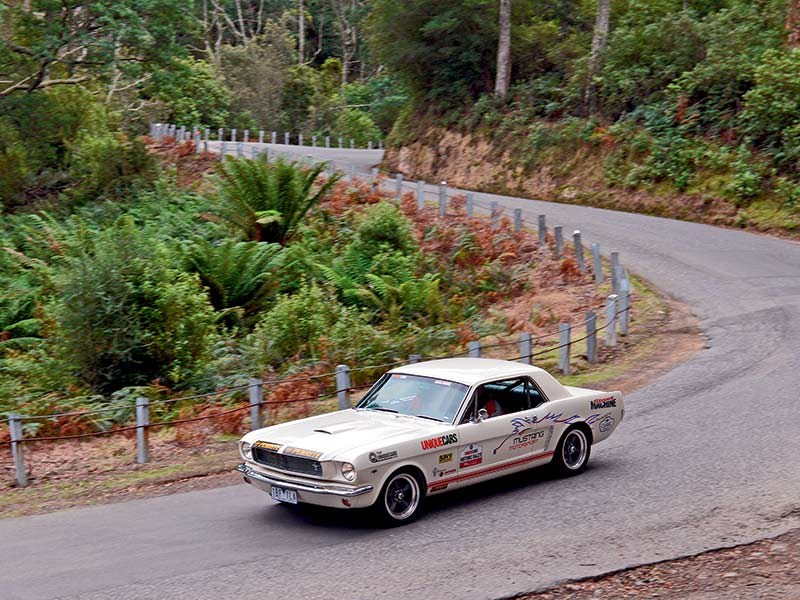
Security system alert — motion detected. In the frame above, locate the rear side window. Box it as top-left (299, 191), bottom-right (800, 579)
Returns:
top-left (461, 376), bottom-right (549, 423)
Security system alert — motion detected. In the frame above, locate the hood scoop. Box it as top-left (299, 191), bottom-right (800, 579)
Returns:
top-left (312, 422), bottom-right (366, 435)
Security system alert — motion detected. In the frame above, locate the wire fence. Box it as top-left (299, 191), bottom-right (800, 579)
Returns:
top-left (4, 130), bottom-right (642, 487)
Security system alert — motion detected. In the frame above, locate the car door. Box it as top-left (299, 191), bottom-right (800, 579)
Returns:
top-left (452, 377), bottom-right (539, 487)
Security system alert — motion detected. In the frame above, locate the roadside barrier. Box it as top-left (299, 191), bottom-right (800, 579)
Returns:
top-left (5, 129), bottom-right (636, 487)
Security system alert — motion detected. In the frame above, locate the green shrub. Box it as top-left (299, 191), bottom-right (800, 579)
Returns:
top-left (334, 109), bottom-right (382, 146)
top-left (68, 133), bottom-right (156, 203)
top-left (353, 201), bottom-right (417, 255)
top-left (0, 119), bottom-right (31, 211)
top-left (50, 217), bottom-right (217, 393)
top-left (247, 284), bottom-right (343, 364)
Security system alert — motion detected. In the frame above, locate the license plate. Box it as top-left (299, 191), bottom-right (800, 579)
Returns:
top-left (271, 486), bottom-right (297, 504)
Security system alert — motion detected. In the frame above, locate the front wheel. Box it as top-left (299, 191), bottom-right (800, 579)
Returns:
top-left (552, 427), bottom-right (591, 476)
top-left (373, 470), bottom-right (426, 526)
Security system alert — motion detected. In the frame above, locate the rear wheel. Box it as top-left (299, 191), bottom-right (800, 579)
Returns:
top-left (373, 470), bottom-right (425, 526)
top-left (552, 426), bottom-right (591, 476)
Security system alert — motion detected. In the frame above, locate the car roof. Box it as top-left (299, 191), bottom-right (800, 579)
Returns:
top-left (389, 357), bottom-right (548, 387)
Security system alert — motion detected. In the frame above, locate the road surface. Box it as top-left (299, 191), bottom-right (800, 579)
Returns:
top-left (1, 144), bottom-right (799, 600)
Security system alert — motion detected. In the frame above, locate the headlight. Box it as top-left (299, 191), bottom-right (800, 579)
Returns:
top-left (340, 462), bottom-right (356, 481)
top-left (241, 441), bottom-right (252, 460)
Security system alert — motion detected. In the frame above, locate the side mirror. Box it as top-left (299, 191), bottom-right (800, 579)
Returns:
top-left (476, 408), bottom-right (489, 423)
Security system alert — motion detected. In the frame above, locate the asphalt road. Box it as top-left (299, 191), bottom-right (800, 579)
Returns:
top-left (2, 144), bottom-right (799, 600)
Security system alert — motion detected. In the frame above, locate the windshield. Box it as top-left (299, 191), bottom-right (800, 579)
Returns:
top-left (356, 373), bottom-right (469, 424)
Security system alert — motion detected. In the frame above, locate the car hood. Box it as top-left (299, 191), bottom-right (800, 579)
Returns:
top-left (243, 409), bottom-right (447, 460)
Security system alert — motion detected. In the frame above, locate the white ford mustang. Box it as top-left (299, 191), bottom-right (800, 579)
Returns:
top-left (237, 358), bottom-right (624, 525)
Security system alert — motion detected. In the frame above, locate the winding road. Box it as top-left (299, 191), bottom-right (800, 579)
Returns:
top-left (1, 144), bottom-right (799, 600)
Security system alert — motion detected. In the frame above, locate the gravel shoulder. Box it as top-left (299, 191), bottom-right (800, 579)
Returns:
top-left (522, 527), bottom-right (800, 600)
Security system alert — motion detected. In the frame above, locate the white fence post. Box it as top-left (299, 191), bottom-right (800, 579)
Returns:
top-left (243, 130), bottom-right (249, 143)
top-left (312, 135), bottom-right (317, 147)
top-left (217, 128), bottom-right (224, 141)
top-left (338, 137), bottom-right (343, 148)
top-left (491, 201), bottom-right (500, 228)
top-left (298, 133), bottom-right (303, 146)
top-left (611, 252), bottom-right (620, 293)
top-left (558, 323), bottom-right (571, 375)
top-left (519, 333), bottom-right (532, 365)
top-left (271, 131), bottom-right (277, 144)
top-left (135, 397), bottom-right (150, 464)
top-left (194, 132), bottom-right (201, 154)
top-left (605, 295), bottom-right (618, 347)
top-left (438, 182), bottom-right (447, 217)
top-left (325, 135), bottom-right (330, 148)
top-left (468, 341), bottom-right (482, 357)
top-left (249, 378), bottom-right (263, 430)
top-left (466, 192), bottom-right (474, 216)
top-left (395, 174), bottom-right (404, 199)
top-left (416, 181), bottom-right (425, 210)
top-left (514, 208), bottom-right (522, 231)
top-left (231, 128), bottom-right (237, 142)
top-left (8, 414), bottom-right (27, 487)
top-left (221, 141), bottom-right (227, 156)
top-left (284, 132), bottom-right (290, 145)
top-left (336, 365), bottom-right (352, 410)
top-left (554, 226), bottom-right (563, 258)
top-left (258, 130), bottom-right (265, 144)
top-left (619, 278), bottom-right (631, 335)
top-left (593, 243), bottom-right (604, 284)
top-left (573, 230), bottom-right (586, 273)
top-left (586, 311), bottom-right (598, 363)
top-left (350, 138), bottom-right (355, 149)
top-left (538, 215), bottom-right (546, 246)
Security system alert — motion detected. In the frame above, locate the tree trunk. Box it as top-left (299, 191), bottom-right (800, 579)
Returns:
top-left (298, 0), bottom-right (305, 64)
top-left (788, 0), bottom-right (800, 48)
top-left (585, 0), bottom-right (611, 114)
top-left (494, 0), bottom-right (512, 97)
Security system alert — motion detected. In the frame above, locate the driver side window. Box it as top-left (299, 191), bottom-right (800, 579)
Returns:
top-left (461, 377), bottom-right (532, 423)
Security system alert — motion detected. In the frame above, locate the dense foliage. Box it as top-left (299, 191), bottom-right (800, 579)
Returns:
top-left (0, 152), bottom-right (555, 422)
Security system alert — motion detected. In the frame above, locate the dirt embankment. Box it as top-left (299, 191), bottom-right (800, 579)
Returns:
top-left (383, 128), bottom-right (797, 237)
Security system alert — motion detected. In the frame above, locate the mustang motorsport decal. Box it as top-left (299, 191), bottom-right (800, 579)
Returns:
top-left (459, 444), bottom-right (483, 468)
top-left (369, 449), bottom-right (398, 463)
top-left (438, 452), bottom-right (454, 464)
top-left (599, 415), bottom-right (615, 432)
top-left (511, 412), bottom-right (581, 434)
top-left (429, 483), bottom-right (448, 492)
top-left (493, 426), bottom-right (554, 455)
top-left (432, 466), bottom-right (457, 478)
top-left (421, 433), bottom-right (459, 451)
top-left (283, 446), bottom-right (323, 460)
top-left (590, 397), bottom-right (617, 410)
top-left (253, 441), bottom-right (282, 452)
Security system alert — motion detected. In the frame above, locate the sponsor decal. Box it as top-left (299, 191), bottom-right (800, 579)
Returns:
top-left (459, 444), bottom-right (483, 468)
top-left (283, 446), bottom-right (323, 460)
top-left (438, 452), bottom-right (454, 464)
top-left (599, 415), bottom-right (615, 433)
top-left (253, 441), bottom-right (281, 452)
top-left (493, 426), bottom-right (554, 455)
top-left (511, 412), bottom-right (583, 434)
top-left (590, 397), bottom-right (617, 410)
top-left (368, 449), bottom-right (398, 463)
top-left (420, 433), bottom-right (459, 451)
top-left (429, 483), bottom-right (449, 492)
top-left (432, 466), bottom-right (457, 478)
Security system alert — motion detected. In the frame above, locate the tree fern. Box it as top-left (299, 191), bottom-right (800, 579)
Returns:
top-left (214, 157), bottom-right (340, 244)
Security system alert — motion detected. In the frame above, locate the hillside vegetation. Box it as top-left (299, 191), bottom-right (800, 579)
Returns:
top-left (378, 0), bottom-right (800, 234)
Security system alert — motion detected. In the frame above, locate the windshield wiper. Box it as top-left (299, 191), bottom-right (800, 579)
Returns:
top-left (366, 407), bottom-right (398, 413)
top-left (414, 414), bottom-right (444, 422)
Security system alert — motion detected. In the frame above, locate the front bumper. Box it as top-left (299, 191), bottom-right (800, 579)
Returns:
top-left (237, 463), bottom-right (374, 508)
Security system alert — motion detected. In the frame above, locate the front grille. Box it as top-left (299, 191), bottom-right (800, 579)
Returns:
top-left (252, 446), bottom-right (323, 477)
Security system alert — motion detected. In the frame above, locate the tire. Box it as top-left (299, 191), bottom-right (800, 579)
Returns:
top-left (552, 426), bottom-right (591, 476)
top-left (373, 469), bottom-right (426, 526)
